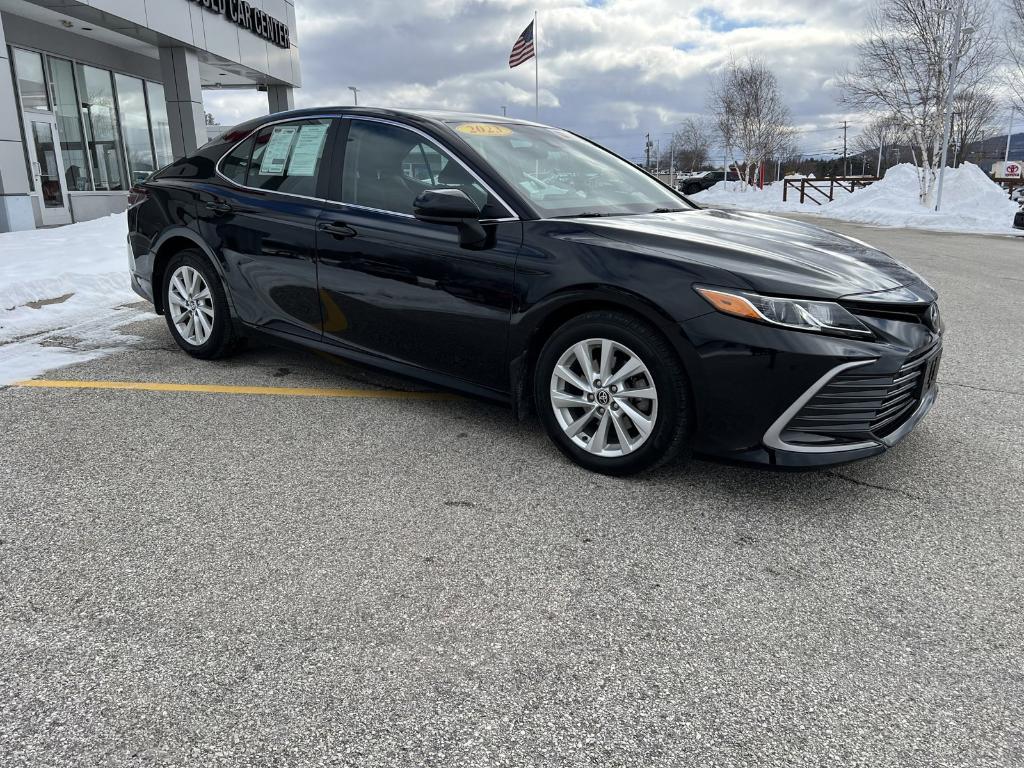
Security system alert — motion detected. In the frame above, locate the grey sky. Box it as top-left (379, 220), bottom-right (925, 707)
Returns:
top-left (205, 0), bottom-right (877, 160)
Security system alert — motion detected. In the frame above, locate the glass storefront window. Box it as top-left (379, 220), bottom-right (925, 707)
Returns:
top-left (12, 49), bottom-right (49, 111)
top-left (114, 74), bottom-right (156, 183)
top-left (145, 82), bottom-right (175, 169)
top-left (47, 57), bottom-right (92, 192)
top-left (76, 63), bottom-right (127, 192)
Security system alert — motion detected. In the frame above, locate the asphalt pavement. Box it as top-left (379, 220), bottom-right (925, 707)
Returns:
top-left (1, 219), bottom-right (1021, 767)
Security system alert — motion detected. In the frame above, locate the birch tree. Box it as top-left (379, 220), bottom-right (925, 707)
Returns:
top-left (709, 57), bottom-right (795, 188)
top-left (1006, 0), bottom-right (1024, 111)
top-left (838, 0), bottom-right (997, 205)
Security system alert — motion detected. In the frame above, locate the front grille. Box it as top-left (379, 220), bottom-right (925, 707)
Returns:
top-left (782, 344), bottom-right (941, 445)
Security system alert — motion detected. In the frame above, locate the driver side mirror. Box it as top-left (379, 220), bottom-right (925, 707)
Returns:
top-left (413, 188), bottom-right (489, 249)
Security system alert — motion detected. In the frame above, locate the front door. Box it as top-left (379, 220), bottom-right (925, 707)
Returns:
top-left (315, 118), bottom-right (521, 393)
top-left (24, 112), bottom-right (72, 227)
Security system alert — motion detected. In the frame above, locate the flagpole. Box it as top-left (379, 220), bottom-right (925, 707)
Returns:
top-left (534, 10), bottom-right (539, 120)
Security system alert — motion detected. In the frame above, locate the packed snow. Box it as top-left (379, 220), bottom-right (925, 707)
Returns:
top-left (692, 163), bottom-right (1022, 235)
top-left (0, 213), bottom-right (147, 384)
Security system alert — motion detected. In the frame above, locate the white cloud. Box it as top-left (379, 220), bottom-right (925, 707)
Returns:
top-left (207, 0), bottom-right (877, 160)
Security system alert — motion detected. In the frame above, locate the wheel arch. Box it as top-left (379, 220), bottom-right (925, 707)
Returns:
top-left (509, 286), bottom-right (703, 423)
top-left (151, 228), bottom-right (232, 315)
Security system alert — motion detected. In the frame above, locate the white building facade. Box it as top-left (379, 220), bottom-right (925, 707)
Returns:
top-left (0, 0), bottom-right (301, 232)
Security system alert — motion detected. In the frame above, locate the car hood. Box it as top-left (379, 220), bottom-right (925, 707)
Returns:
top-left (577, 208), bottom-right (929, 299)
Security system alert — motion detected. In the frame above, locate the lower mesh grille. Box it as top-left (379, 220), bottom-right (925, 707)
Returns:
top-left (782, 343), bottom-right (941, 445)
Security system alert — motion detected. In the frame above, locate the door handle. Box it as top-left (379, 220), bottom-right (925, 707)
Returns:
top-left (205, 200), bottom-right (233, 214)
top-left (317, 221), bottom-right (357, 239)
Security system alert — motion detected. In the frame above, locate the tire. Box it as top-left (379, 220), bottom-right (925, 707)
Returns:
top-left (162, 249), bottom-right (237, 359)
top-left (533, 310), bottom-right (692, 476)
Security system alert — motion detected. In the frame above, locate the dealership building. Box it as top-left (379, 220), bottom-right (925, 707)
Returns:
top-left (0, 0), bottom-right (300, 232)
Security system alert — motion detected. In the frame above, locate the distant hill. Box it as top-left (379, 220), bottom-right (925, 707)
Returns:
top-left (964, 132), bottom-right (1024, 172)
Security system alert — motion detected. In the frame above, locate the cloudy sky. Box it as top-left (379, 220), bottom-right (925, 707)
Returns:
top-left (205, 0), bottom-right (877, 161)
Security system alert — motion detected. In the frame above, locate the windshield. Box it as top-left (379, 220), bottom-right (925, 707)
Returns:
top-left (447, 121), bottom-right (691, 218)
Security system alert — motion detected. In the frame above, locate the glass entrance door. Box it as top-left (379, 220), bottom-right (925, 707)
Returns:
top-left (24, 113), bottom-right (72, 226)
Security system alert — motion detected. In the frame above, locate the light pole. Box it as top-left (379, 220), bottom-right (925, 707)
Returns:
top-left (348, 86), bottom-right (360, 106)
top-left (935, 2), bottom-right (973, 212)
top-left (1006, 107), bottom-right (1015, 163)
top-left (501, 106), bottom-right (507, 116)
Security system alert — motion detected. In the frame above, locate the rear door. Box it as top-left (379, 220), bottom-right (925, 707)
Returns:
top-left (194, 117), bottom-right (337, 340)
top-left (314, 118), bottom-right (522, 392)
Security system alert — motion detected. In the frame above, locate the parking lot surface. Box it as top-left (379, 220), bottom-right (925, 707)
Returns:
top-left (1, 220), bottom-right (1022, 767)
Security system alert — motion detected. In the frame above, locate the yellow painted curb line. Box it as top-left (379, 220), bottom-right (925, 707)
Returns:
top-left (13, 379), bottom-right (455, 400)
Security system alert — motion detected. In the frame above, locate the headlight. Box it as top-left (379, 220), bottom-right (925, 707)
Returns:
top-left (695, 286), bottom-right (873, 339)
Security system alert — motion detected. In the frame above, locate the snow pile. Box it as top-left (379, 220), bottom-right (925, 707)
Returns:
top-left (693, 179), bottom-right (857, 212)
top-left (824, 163), bottom-right (1020, 233)
top-left (0, 213), bottom-right (134, 312)
top-left (692, 163), bottom-right (1020, 235)
top-left (0, 213), bottom-right (146, 383)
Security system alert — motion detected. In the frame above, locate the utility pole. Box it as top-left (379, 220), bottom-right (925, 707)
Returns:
top-left (936, 1), bottom-right (971, 212)
top-left (1006, 107), bottom-right (1015, 162)
top-left (669, 136), bottom-right (675, 188)
top-left (501, 106), bottom-right (507, 117)
top-left (645, 133), bottom-right (652, 171)
top-left (841, 120), bottom-right (848, 177)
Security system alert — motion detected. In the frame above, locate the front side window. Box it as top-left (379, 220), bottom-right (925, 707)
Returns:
top-left (114, 74), bottom-right (156, 184)
top-left (448, 121), bottom-right (687, 218)
top-left (341, 121), bottom-right (493, 216)
top-left (245, 119), bottom-right (332, 197)
top-left (76, 64), bottom-right (127, 191)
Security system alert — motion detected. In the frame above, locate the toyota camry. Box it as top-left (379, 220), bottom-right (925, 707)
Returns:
top-left (127, 108), bottom-right (942, 475)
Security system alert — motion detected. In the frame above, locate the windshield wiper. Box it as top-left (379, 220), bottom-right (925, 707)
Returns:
top-left (553, 212), bottom-right (614, 218)
top-left (649, 207), bottom-right (687, 213)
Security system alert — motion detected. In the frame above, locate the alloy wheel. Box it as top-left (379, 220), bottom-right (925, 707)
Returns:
top-left (549, 337), bottom-right (659, 457)
top-left (167, 265), bottom-right (215, 346)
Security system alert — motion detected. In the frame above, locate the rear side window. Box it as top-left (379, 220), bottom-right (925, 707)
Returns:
top-left (220, 136), bottom-right (255, 184)
top-left (243, 118), bottom-right (333, 197)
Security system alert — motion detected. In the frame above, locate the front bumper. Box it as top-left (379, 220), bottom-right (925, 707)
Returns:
top-left (680, 310), bottom-right (941, 467)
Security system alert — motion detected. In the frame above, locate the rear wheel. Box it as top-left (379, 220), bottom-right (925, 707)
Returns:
top-left (163, 249), bottom-right (237, 359)
top-left (534, 311), bottom-right (692, 475)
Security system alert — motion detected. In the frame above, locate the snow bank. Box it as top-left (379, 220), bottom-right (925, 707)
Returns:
top-left (0, 213), bottom-right (146, 383)
top-left (691, 163), bottom-right (1020, 235)
top-left (0, 213), bottom-right (134, 311)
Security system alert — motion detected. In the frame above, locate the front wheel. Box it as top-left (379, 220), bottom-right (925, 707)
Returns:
top-left (533, 311), bottom-right (692, 475)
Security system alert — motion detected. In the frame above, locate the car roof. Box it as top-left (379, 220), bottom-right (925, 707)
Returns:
top-left (243, 106), bottom-right (548, 131)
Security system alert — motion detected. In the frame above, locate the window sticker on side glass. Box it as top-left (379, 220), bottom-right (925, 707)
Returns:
top-left (258, 125), bottom-right (298, 176)
top-left (287, 124), bottom-right (329, 177)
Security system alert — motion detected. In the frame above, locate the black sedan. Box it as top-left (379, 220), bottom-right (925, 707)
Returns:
top-left (127, 108), bottom-right (942, 475)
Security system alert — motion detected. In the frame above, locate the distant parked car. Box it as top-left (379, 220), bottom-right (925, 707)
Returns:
top-left (679, 170), bottom-right (740, 196)
top-left (1014, 203), bottom-right (1023, 230)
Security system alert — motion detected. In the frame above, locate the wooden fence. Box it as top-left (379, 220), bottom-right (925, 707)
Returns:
top-left (782, 177), bottom-right (879, 205)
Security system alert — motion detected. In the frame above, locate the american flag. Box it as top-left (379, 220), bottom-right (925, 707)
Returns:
top-left (508, 20), bottom-right (535, 68)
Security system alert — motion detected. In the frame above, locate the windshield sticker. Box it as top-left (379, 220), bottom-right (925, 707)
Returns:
top-left (456, 123), bottom-right (513, 137)
top-left (287, 124), bottom-right (328, 176)
top-left (258, 125), bottom-right (298, 176)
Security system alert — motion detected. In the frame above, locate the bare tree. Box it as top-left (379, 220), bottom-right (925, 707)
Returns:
top-left (669, 117), bottom-right (714, 172)
top-left (950, 88), bottom-right (1000, 164)
top-left (1007, 0), bottom-right (1024, 111)
top-left (852, 115), bottom-right (905, 174)
top-left (708, 57), bottom-right (795, 188)
top-left (838, 0), bottom-right (997, 205)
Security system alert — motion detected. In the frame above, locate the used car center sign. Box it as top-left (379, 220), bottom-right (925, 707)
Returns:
top-left (190, 0), bottom-right (290, 49)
